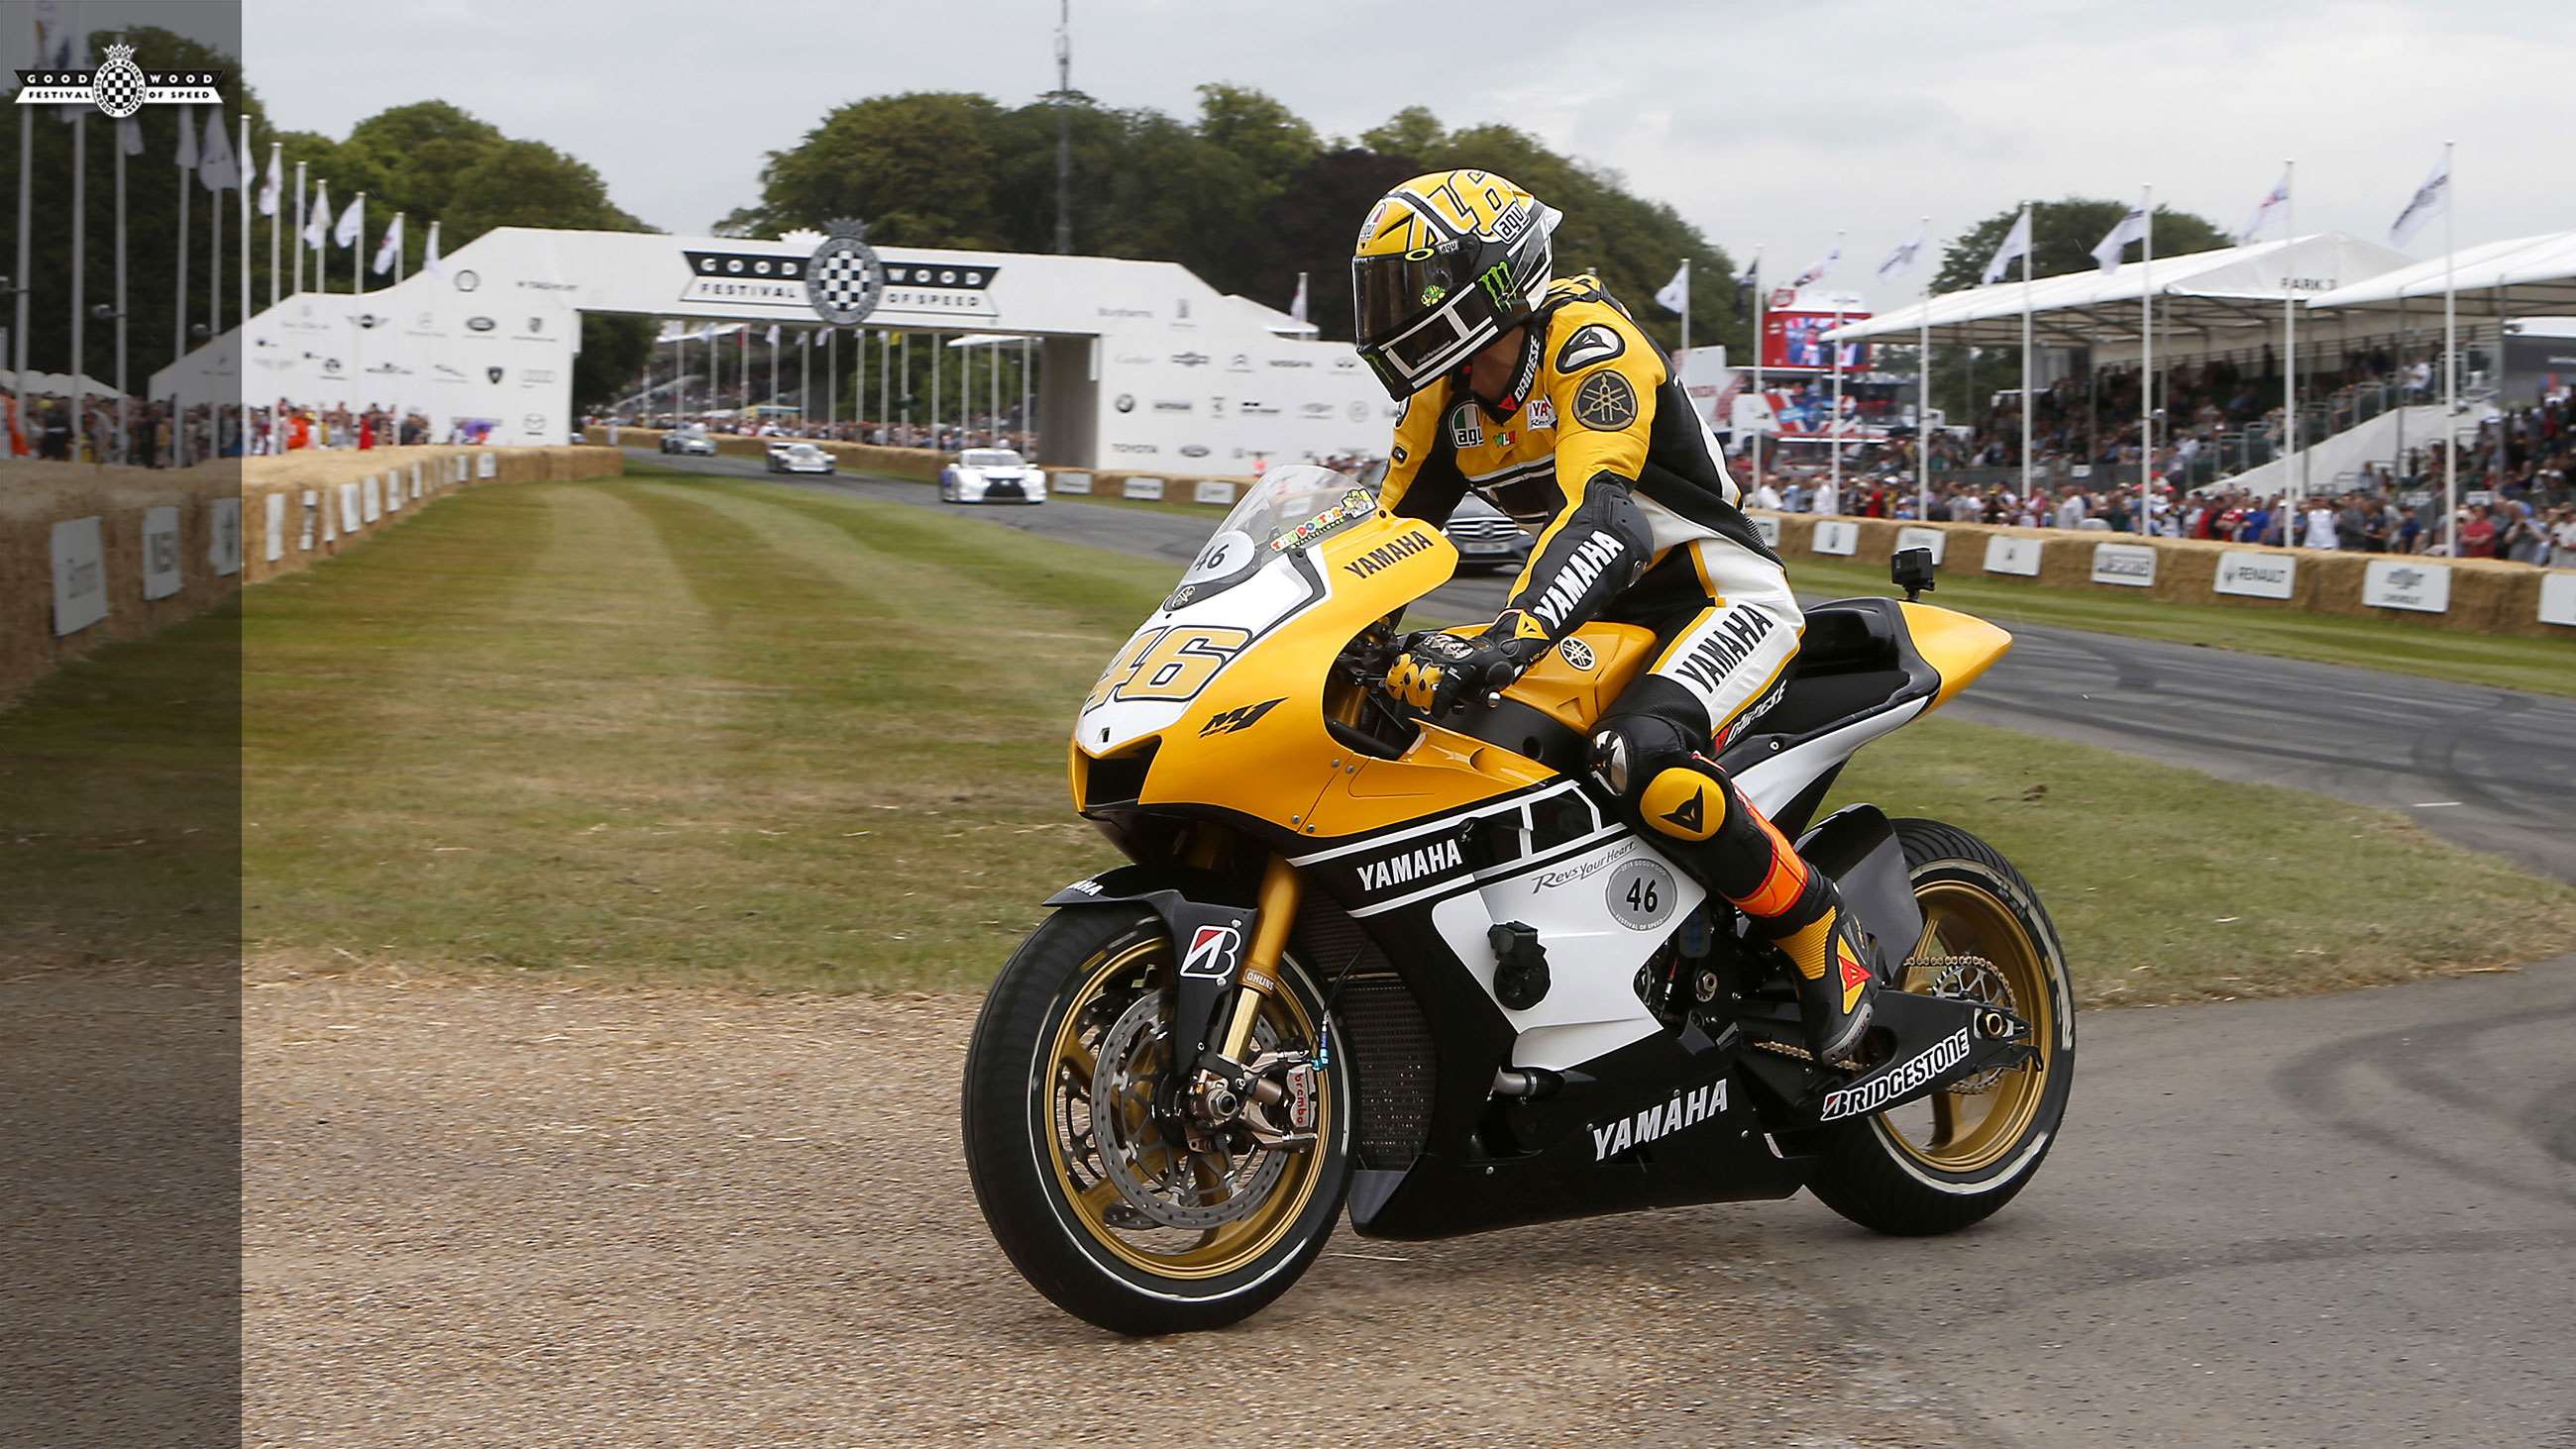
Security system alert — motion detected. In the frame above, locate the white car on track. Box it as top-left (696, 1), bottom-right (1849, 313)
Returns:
top-left (939, 448), bottom-right (1047, 505)
top-left (660, 426), bottom-right (717, 457)
top-left (767, 442), bottom-right (836, 475)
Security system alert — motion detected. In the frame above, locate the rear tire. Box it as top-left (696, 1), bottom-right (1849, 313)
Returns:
top-left (1801, 818), bottom-right (2076, 1235)
top-left (962, 906), bottom-right (1353, 1335)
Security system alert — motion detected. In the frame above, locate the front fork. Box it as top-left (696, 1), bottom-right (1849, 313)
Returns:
top-left (1190, 854), bottom-right (1319, 1145)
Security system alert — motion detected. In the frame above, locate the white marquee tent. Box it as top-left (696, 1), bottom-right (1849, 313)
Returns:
top-left (2306, 229), bottom-right (2576, 317)
top-left (1825, 232), bottom-right (2413, 361)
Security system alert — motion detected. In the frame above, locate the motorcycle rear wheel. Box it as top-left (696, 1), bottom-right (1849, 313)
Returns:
top-left (1802, 818), bottom-right (2077, 1235)
top-left (961, 905), bottom-right (1353, 1335)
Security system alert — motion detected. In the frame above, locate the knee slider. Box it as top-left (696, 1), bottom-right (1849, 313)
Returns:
top-left (1590, 713), bottom-right (1729, 841)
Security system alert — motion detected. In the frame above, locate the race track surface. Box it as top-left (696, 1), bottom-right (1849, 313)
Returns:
top-left (243, 958), bottom-right (2576, 1445)
top-left (635, 449), bottom-right (2576, 882)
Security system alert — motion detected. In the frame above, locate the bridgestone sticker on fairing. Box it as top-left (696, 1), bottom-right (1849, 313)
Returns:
top-left (1180, 924), bottom-right (1242, 981)
top-left (1592, 1080), bottom-right (1728, 1160)
top-left (1819, 1027), bottom-right (1972, 1122)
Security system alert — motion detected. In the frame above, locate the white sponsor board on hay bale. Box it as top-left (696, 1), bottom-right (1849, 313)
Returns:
top-left (264, 493), bottom-right (288, 563)
top-left (1894, 526), bottom-right (1945, 566)
top-left (1811, 519), bottom-right (1858, 556)
top-left (1193, 479), bottom-right (1238, 506)
top-left (1053, 470), bottom-right (1093, 495)
top-left (338, 483), bottom-right (363, 535)
top-left (1983, 535), bottom-right (2042, 576)
top-left (1124, 476), bottom-right (1166, 501)
top-left (478, 452), bottom-right (496, 479)
top-left (50, 517), bottom-right (107, 635)
top-left (141, 506), bottom-right (183, 600)
top-left (362, 474), bottom-right (383, 524)
top-left (2541, 571), bottom-right (2576, 628)
top-left (210, 498), bottom-right (243, 576)
top-left (1750, 514), bottom-right (1780, 550)
top-left (2363, 559), bottom-right (2450, 613)
top-left (2215, 550), bottom-right (2296, 599)
top-left (2091, 542), bottom-right (2156, 588)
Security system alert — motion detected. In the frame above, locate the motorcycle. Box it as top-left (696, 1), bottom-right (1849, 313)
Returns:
top-left (963, 466), bottom-right (2075, 1336)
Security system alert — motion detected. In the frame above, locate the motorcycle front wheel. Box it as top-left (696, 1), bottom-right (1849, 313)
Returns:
top-left (961, 905), bottom-right (1353, 1335)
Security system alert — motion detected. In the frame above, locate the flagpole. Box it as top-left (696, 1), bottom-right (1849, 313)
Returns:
top-left (237, 114), bottom-right (249, 333)
top-left (1678, 258), bottom-right (1690, 353)
top-left (69, 104), bottom-right (84, 459)
top-left (2441, 139), bottom-right (2457, 556)
top-left (2282, 159), bottom-right (2298, 522)
top-left (207, 120), bottom-right (220, 341)
top-left (1829, 231), bottom-right (1847, 505)
top-left (2017, 207), bottom-right (2031, 500)
top-left (174, 108), bottom-right (189, 461)
top-left (800, 328), bottom-right (810, 435)
top-left (267, 143), bottom-right (280, 311)
top-left (351, 191), bottom-right (363, 294)
top-left (2141, 186), bottom-right (2155, 536)
top-left (13, 86), bottom-right (32, 438)
top-left (290, 162), bottom-right (304, 296)
top-left (1750, 248), bottom-right (1765, 497)
top-left (1020, 336), bottom-right (1031, 454)
top-left (114, 106), bottom-right (128, 462)
top-left (1917, 215), bottom-right (1930, 523)
top-left (828, 328), bottom-right (839, 434)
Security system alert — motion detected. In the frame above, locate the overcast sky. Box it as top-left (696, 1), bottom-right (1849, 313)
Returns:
top-left (182, 0), bottom-right (2574, 313)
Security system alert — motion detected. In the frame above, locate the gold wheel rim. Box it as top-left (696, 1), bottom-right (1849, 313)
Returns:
top-left (1880, 879), bottom-right (2055, 1174)
top-left (1039, 939), bottom-right (1331, 1281)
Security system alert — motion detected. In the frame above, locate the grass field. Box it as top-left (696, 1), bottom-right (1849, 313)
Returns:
top-left (216, 466), bottom-right (2576, 1004)
top-left (1779, 553), bottom-right (2576, 699)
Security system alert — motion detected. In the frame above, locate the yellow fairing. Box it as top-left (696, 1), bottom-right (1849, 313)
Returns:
top-left (1898, 601), bottom-right (2012, 711)
top-left (1497, 623), bottom-right (1658, 733)
top-left (1082, 512), bottom-right (1545, 840)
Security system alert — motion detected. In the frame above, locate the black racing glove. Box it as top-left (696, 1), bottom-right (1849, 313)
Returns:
top-left (1382, 610), bottom-right (1554, 714)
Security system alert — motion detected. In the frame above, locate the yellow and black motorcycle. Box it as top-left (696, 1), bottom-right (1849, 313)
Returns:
top-left (963, 466), bottom-right (2075, 1336)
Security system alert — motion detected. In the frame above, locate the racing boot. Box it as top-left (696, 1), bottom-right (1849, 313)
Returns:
top-left (1634, 757), bottom-right (1877, 1063)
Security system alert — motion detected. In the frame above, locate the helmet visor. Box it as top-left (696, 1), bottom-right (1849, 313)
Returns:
top-left (1353, 248), bottom-right (1508, 399)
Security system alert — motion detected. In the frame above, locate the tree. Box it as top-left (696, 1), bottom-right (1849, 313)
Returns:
top-left (728, 92), bottom-right (1009, 247)
top-left (1933, 197), bottom-right (2231, 294)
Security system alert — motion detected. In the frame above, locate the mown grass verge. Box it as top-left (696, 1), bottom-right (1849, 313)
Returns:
top-left (227, 470), bottom-right (2576, 1002)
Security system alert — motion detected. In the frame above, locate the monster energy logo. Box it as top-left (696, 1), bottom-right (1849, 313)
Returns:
top-left (1478, 262), bottom-right (1515, 309)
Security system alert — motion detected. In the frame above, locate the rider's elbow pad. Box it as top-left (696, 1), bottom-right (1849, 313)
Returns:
top-left (1514, 473), bottom-right (1653, 638)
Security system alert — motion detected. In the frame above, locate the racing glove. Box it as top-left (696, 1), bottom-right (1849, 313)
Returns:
top-left (1383, 610), bottom-right (1555, 714)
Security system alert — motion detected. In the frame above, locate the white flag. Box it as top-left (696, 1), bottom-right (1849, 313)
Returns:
top-left (2093, 205), bottom-right (2148, 274)
top-left (1982, 207), bottom-right (2032, 285)
top-left (422, 220), bottom-right (444, 278)
top-left (174, 103), bottom-right (199, 168)
top-left (765, 324), bottom-right (780, 346)
top-left (1876, 222), bottom-right (1926, 280)
top-left (372, 214), bottom-right (402, 274)
top-left (116, 115), bottom-right (142, 156)
top-left (2389, 152), bottom-right (2450, 247)
top-left (2237, 169), bottom-right (2291, 243)
top-left (1654, 261), bottom-right (1689, 314)
top-left (258, 147), bottom-right (283, 216)
top-left (1288, 271), bottom-right (1309, 324)
top-left (53, 28), bottom-right (84, 125)
top-left (333, 194), bottom-right (363, 249)
top-left (797, 328), bottom-right (810, 348)
top-left (197, 109), bottom-right (237, 192)
top-left (303, 180), bottom-right (329, 249)
top-left (1791, 245), bottom-right (1839, 289)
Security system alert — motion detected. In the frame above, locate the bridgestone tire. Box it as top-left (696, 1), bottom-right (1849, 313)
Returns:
top-left (961, 906), bottom-right (1353, 1335)
top-left (1800, 818), bottom-right (2077, 1236)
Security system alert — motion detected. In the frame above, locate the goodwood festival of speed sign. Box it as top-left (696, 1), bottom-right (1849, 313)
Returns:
top-left (805, 218), bottom-right (887, 327)
top-left (16, 45), bottom-right (223, 116)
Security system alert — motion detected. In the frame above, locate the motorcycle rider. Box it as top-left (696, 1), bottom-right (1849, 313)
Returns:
top-left (1352, 168), bottom-right (1877, 1062)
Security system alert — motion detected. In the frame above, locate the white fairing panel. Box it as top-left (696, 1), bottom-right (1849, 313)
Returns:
top-left (1431, 833), bottom-right (1705, 1071)
top-left (1731, 698), bottom-right (1926, 819)
top-left (1074, 552), bottom-right (1327, 754)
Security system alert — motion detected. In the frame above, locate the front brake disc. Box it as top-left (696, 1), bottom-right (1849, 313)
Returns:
top-left (1088, 993), bottom-right (1288, 1230)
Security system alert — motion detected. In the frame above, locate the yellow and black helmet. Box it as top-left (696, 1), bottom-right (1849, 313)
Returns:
top-left (1350, 169), bottom-right (1561, 400)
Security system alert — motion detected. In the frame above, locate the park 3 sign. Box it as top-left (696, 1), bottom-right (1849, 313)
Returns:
top-left (16, 45), bottom-right (222, 118)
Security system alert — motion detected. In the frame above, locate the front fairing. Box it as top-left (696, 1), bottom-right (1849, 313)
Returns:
top-left (1073, 489), bottom-right (1542, 842)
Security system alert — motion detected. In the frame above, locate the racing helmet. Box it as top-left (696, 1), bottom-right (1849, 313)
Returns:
top-left (1350, 169), bottom-right (1561, 401)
